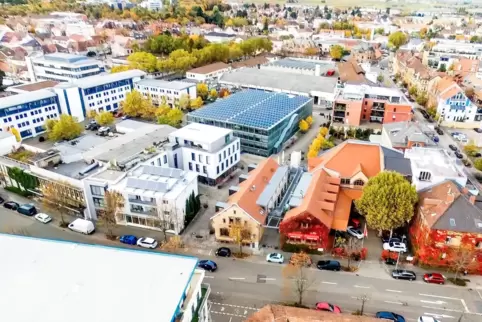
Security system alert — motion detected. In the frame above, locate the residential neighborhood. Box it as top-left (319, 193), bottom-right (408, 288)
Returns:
top-left (3, 1), bottom-right (482, 322)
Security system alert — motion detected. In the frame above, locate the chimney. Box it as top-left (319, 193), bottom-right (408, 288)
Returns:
top-left (469, 195), bottom-right (476, 205)
top-left (461, 187), bottom-right (469, 195)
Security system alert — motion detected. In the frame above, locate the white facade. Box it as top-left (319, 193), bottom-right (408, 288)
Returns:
top-left (26, 53), bottom-right (105, 83)
top-left (404, 147), bottom-right (467, 191)
top-left (169, 123), bottom-right (240, 185)
top-left (186, 64), bottom-right (230, 82)
top-left (0, 90), bottom-right (61, 139)
top-left (139, 0), bottom-right (163, 10)
top-left (0, 132), bottom-right (19, 155)
top-left (65, 22), bottom-right (95, 38)
top-left (134, 79), bottom-right (197, 107)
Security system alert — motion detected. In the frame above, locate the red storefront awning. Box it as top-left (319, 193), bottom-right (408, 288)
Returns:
top-left (304, 234), bottom-right (320, 241)
top-left (287, 232), bottom-right (303, 239)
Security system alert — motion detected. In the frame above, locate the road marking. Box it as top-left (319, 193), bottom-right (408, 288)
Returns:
top-left (420, 300), bottom-right (445, 305)
top-left (209, 302), bottom-right (258, 310)
top-left (460, 299), bottom-right (469, 313)
top-left (221, 307), bottom-right (225, 312)
top-left (210, 310), bottom-right (247, 318)
top-left (424, 313), bottom-right (455, 319)
top-left (354, 285), bottom-right (370, 289)
top-left (229, 318), bottom-right (232, 322)
top-left (419, 293), bottom-right (460, 300)
top-left (204, 275), bottom-right (214, 279)
top-left (208, 249), bottom-right (212, 256)
top-left (386, 289), bottom-right (402, 293)
top-left (229, 277), bottom-right (246, 280)
top-left (322, 281), bottom-right (337, 285)
top-left (258, 277), bottom-right (276, 281)
top-left (384, 300), bottom-right (403, 305)
top-left (351, 296), bottom-right (359, 300)
top-left (422, 306), bottom-right (463, 313)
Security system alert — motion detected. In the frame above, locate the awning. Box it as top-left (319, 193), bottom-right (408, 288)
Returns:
top-left (287, 232), bottom-right (303, 239)
top-left (304, 234), bottom-right (320, 241)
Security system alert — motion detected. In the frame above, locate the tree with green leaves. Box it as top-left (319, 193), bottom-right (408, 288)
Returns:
top-left (377, 74), bottom-right (384, 83)
top-left (388, 31), bottom-right (408, 50)
top-left (355, 171), bottom-right (418, 233)
top-left (329, 44), bottom-right (344, 60)
top-left (126, 52), bottom-right (158, 72)
top-left (45, 115), bottom-right (83, 142)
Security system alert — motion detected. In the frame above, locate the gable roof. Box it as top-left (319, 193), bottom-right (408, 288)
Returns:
top-left (418, 180), bottom-right (482, 233)
top-left (187, 62), bottom-right (229, 75)
top-left (383, 121), bottom-right (437, 148)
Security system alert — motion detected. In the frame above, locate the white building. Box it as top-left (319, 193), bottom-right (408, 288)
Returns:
top-left (26, 53), bottom-right (105, 83)
top-left (53, 69), bottom-right (146, 122)
top-left (139, 0), bottom-right (163, 11)
top-left (186, 62), bottom-right (230, 82)
top-left (404, 147), bottom-right (467, 191)
top-left (134, 79), bottom-right (197, 107)
top-left (0, 233), bottom-right (211, 322)
top-left (169, 123), bottom-right (240, 185)
top-left (83, 164), bottom-right (198, 233)
top-left (0, 90), bottom-right (61, 139)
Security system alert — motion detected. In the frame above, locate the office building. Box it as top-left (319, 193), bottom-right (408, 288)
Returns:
top-left (0, 234), bottom-right (211, 322)
top-left (333, 84), bottom-right (413, 126)
top-left (0, 89), bottom-right (60, 139)
top-left (169, 123), bottom-right (240, 185)
top-left (139, 0), bottom-right (163, 10)
top-left (53, 69), bottom-right (146, 122)
top-left (134, 79), bottom-right (197, 107)
top-left (26, 53), bottom-right (105, 83)
top-left (187, 90), bottom-right (312, 156)
top-left (186, 62), bottom-right (230, 82)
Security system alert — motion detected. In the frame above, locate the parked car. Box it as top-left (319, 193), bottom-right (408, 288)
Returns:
top-left (316, 260), bottom-right (341, 271)
top-left (3, 201), bottom-right (19, 210)
top-left (435, 127), bottom-right (444, 135)
top-left (376, 312), bottom-right (405, 322)
top-left (383, 241), bottom-right (407, 253)
top-left (85, 121), bottom-right (99, 131)
top-left (455, 151), bottom-right (464, 159)
top-left (120, 235), bottom-right (138, 245)
top-left (315, 302), bottom-right (342, 313)
top-left (197, 260), bottom-right (217, 272)
top-left (391, 269), bottom-right (416, 281)
top-left (448, 144), bottom-right (458, 151)
top-left (423, 273), bottom-right (445, 284)
top-left (68, 219), bottom-right (95, 235)
top-left (34, 213), bottom-right (52, 224)
top-left (474, 128), bottom-right (482, 133)
top-left (347, 226), bottom-right (364, 239)
top-left (418, 316), bottom-right (439, 322)
top-left (266, 253), bottom-right (284, 264)
top-left (381, 234), bottom-right (405, 243)
top-left (137, 237), bottom-right (158, 249)
top-left (215, 247), bottom-right (231, 257)
top-left (17, 204), bottom-right (37, 216)
top-left (472, 152), bottom-right (482, 157)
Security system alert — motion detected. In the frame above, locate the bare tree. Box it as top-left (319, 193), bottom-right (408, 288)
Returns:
top-left (41, 181), bottom-right (76, 227)
top-left (354, 294), bottom-right (370, 316)
top-left (97, 191), bottom-right (124, 239)
top-left (282, 252), bottom-right (316, 307)
top-left (336, 236), bottom-right (361, 270)
top-left (229, 221), bottom-right (251, 256)
top-left (450, 246), bottom-right (477, 281)
top-left (160, 235), bottom-right (184, 252)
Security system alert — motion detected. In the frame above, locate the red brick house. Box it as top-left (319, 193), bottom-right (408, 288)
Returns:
top-left (410, 180), bottom-right (482, 273)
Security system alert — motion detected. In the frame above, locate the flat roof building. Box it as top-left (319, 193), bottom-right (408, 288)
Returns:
top-left (134, 79), bottom-right (197, 107)
top-left (187, 90), bottom-right (313, 156)
top-left (0, 234), bottom-right (211, 322)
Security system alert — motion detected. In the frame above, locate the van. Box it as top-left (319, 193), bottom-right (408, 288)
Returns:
top-left (17, 204), bottom-right (37, 216)
top-left (68, 218), bottom-right (95, 235)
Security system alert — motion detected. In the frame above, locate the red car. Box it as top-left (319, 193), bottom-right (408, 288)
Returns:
top-left (315, 302), bottom-right (342, 313)
top-left (423, 273), bottom-right (445, 285)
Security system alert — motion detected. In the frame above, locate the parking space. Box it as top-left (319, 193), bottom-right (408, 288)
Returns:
top-left (449, 128), bottom-right (482, 147)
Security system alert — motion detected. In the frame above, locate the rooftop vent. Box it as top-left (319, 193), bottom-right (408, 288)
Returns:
top-left (450, 218), bottom-right (456, 227)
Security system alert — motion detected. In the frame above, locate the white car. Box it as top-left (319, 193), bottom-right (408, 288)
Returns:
top-left (137, 237), bottom-right (158, 249)
top-left (347, 226), bottom-right (363, 239)
top-left (418, 316), bottom-right (439, 322)
top-left (34, 213), bottom-right (52, 224)
top-left (383, 241), bottom-right (407, 253)
top-left (266, 253), bottom-right (284, 264)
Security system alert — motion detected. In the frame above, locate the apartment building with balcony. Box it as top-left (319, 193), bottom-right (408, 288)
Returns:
top-left (332, 84), bottom-right (412, 126)
top-left (26, 53), bottom-right (105, 83)
top-left (168, 123), bottom-right (240, 185)
top-left (134, 79), bottom-right (197, 108)
top-left (421, 39), bottom-right (482, 69)
top-left (0, 234), bottom-right (211, 322)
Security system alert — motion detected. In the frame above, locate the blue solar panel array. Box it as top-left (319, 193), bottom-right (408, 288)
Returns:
top-left (189, 90), bottom-right (312, 130)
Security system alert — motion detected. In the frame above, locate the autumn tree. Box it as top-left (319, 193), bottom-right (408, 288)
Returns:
top-left (111, 65), bottom-right (133, 73)
top-left (178, 94), bottom-right (191, 110)
top-left (45, 115), bottom-right (83, 142)
top-left (355, 171), bottom-right (418, 233)
top-left (450, 246), bottom-right (478, 281)
top-left (219, 88), bottom-right (230, 98)
top-left (304, 47), bottom-right (319, 56)
top-left (282, 251), bottom-right (315, 307)
top-left (127, 51), bottom-right (158, 72)
top-left (190, 97), bottom-right (204, 109)
top-left (87, 110), bottom-right (98, 120)
top-left (95, 111), bottom-right (115, 126)
top-left (157, 108), bottom-right (184, 127)
top-left (388, 31), bottom-right (408, 50)
top-left (41, 181), bottom-right (74, 227)
top-left (329, 44), bottom-right (344, 60)
top-left (97, 190), bottom-right (124, 239)
top-left (10, 128), bottom-right (21, 142)
top-left (229, 221), bottom-right (251, 256)
top-left (416, 93), bottom-right (428, 107)
top-left (121, 90), bottom-right (155, 118)
top-left (464, 140), bottom-right (479, 156)
top-left (197, 83), bottom-right (209, 100)
top-left (319, 127), bottom-right (329, 137)
top-left (305, 116), bottom-right (313, 126)
top-left (161, 235), bottom-right (184, 251)
top-left (209, 88), bottom-right (218, 100)
top-left (299, 119), bottom-right (309, 133)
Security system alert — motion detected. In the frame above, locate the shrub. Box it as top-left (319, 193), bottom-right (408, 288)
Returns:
top-left (4, 186), bottom-right (31, 197)
top-left (282, 243), bottom-right (323, 255)
top-left (447, 277), bottom-right (467, 286)
top-left (474, 158), bottom-right (482, 171)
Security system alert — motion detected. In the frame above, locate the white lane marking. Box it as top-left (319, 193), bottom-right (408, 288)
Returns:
top-left (229, 318), bottom-right (232, 322)
top-left (386, 289), bottom-right (402, 293)
top-left (229, 277), bottom-right (246, 280)
top-left (351, 296), bottom-right (359, 299)
top-left (208, 249), bottom-right (212, 256)
top-left (354, 285), bottom-right (370, 289)
top-left (322, 281), bottom-right (337, 285)
top-left (419, 293), bottom-right (460, 300)
top-left (384, 300), bottom-right (403, 305)
top-left (420, 300), bottom-right (445, 305)
top-left (424, 313), bottom-right (455, 319)
top-left (460, 299), bottom-right (469, 313)
top-left (422, 306), bottom-right (463, 313)
top-left (204, 275), bottom-right (214, 279)
top-left (259, 277), bottom-right (276, 281)
top-left (210, 302), bottom-right (257, 310)
top-left (221, 307), bottom-right (225, 312)
top-left (211, 310), bottom-right (246, 318)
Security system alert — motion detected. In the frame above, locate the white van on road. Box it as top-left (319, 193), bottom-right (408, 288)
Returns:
top-left (68, 219), bottom-right (95, 235)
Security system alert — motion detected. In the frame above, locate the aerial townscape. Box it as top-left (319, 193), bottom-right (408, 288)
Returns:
top-left (5, 0), bottom-right (482, 321)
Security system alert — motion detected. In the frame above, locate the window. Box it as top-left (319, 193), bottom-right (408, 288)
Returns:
top-left (340, 178), bottom-right (350, 185)
top-left (90, 185), bottom-right (104, 196)
top-left (218, 154), bottom-right (221, 162)
top-left (163, 155), bottom-right (167, 164)
top-left (220, 228), bottom-right (229, 236)
top-left (229, 217), bottom-right (234, 224)
top-left (224, 150), bottom-right (227, 158)
top-left (191, 152), bottom-right (195, 161)
top-left (93, 197), bottom-right (105, 208)
top-left (206, 156), bottom-right (210, 165)
top-left (419, 171), bottom-right (431, 181)
top-left (353, 179), bottom-right (365, 186)
top-left (195, 164), bottom-right (200, 172)
top-left (203, 166), bottom-right (207, 174)
top-left (188, 162), bottom-right (193, 170)
top-left (216, 166), bottom-right (219, 174)
top-left (198, 154), bottom-right (203, 163)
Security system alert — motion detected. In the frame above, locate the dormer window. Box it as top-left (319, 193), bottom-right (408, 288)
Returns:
top-left (353, 179), bottom-right (365, 186)
top-left (340, 178), bottom-right (350, 185)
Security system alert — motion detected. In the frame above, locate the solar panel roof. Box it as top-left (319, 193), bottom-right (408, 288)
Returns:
top-left (270, 58), bottom-right (334, 70)
top-left (188, 90), bottom-right (311, 130)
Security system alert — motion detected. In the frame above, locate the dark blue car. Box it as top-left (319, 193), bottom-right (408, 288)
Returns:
top-left (197, 260), bottom-right (217, 272)
top-left (120, 235), bottom-right (138, 245)
top-left (376, 312), bottom-right (405, 322)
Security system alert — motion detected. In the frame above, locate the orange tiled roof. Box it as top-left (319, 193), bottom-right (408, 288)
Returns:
top-left (226, 158), bottom-right (279, 224)
top-left (419, 181), bottom-right (460, 228)
top-left (439, 84), bottom-right (462, 100)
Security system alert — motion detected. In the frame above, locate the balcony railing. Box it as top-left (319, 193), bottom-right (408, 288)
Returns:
top-left (334, 111), bottom-right (346, 118)
top-left (371, 110), bottom-right (384, 117)
top-left (130, 206), bottom-right (156, 215)
top-left (192, 284), bottom-right (211, 322)
top-left (334, 104), bottom-right (347, 111)
top-left (370, 116), bottom-right (384, 123)
top-left (372, 103), bottom-right (385, 111)
top-left (128, 198), bottom-right (156, 206)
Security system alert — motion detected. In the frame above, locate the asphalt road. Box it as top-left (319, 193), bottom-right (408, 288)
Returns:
top-left (2, 204), bottom-right (482, 322)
